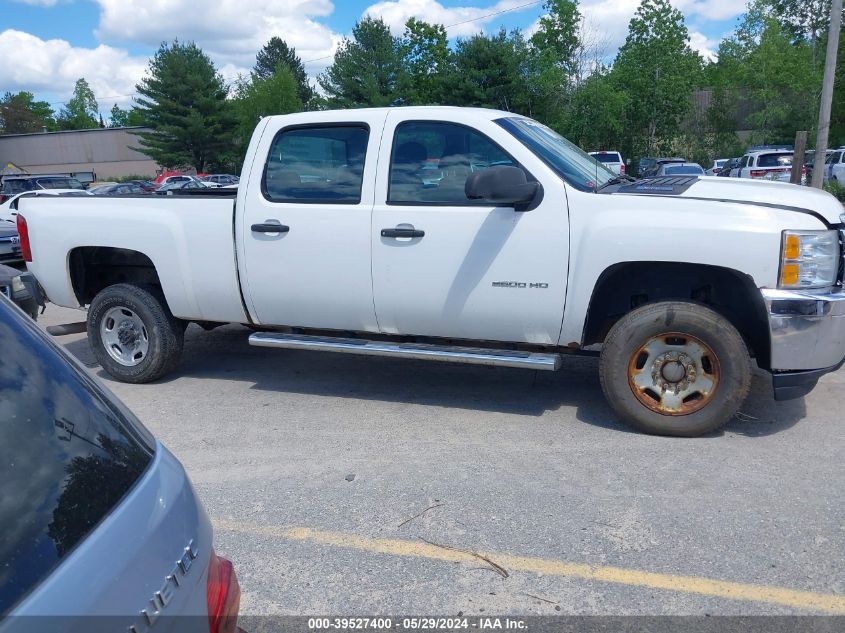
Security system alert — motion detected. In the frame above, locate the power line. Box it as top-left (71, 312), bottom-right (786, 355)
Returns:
top-left (302, 0), bottom-right (544, 66)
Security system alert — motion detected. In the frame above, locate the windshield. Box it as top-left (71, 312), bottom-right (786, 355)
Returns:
top-left (497, 117), bottom-right (615, 191)
top-left (36, 178), bottom-right (84, 190)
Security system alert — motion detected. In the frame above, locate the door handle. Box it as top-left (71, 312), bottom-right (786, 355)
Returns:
top-left (251, 222), bottom-right (290, 233)
top-left (381, 227), bottom-right (425, 238)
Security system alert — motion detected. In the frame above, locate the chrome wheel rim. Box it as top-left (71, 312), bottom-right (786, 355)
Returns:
top-left (627, 332), bottom-right (720, 416)
top-left (100, 306), bottom-right (149, 367)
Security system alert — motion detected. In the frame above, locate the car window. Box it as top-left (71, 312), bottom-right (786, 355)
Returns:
top-left (664, 165), bottom-right (704, 175)
top-left (388, 121), bottom-right (519, 205)
top-left (757, 153), bottom-right (793, 168)
top-left (827, 152), bottom-right (842, 164)
top-left (591, 152), bottom-right (621, 163)
top-left (0, 298), bottom-right (154, 615)
top-left (2, 180), bottom-right (32, 195)
top-left (263, 125), bottom-right (369, 204)
top-left (497, 117), bottom-right (613, 191)
top-left (36, 178), bottom-right (83, 190)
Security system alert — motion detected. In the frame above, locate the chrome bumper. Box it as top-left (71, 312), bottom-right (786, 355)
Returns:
top-left (762, 287), bottom-right (845, 371)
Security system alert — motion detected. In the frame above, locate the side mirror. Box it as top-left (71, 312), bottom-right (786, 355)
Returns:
top-left (465, 166), bottom-right (541, 211)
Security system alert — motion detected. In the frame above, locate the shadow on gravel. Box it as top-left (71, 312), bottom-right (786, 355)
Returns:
top-left (74, 323), bottom-right (806, 436)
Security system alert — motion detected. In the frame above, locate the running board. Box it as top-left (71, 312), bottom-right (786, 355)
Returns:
top-left (248, 332), bottom-right (562, 371)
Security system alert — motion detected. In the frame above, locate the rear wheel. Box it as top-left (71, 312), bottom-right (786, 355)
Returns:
top-left (87, 283), bottom-right (184, 383)
top-left (599, 301), bottom-right (751, 436)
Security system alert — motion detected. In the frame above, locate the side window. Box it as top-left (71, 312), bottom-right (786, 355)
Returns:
top-left (263, 125), bottom-right (369, 204)
top-left (388, 121), bottom-right (518, 205)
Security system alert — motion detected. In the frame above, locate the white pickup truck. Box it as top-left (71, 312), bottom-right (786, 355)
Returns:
top-left (17, 107), bottom-right (845, 436)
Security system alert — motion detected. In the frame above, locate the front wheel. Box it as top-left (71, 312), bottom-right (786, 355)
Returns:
top-left (599, 301), bottom-right (751, 436)
top-left (87, 283), bottom-right (184, 383)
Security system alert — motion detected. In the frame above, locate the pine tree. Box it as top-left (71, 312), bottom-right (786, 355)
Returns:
top-left (134, 41), bottom-right (234, 171)
top-left (254, 37), bottom-right (314, 107)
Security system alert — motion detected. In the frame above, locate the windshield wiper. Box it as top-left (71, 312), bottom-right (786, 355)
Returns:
top-left (595, 174), bottom-right (637, 192)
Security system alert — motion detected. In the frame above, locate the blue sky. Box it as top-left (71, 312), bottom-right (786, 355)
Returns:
top-left (1, 0), bottom-right (743, 112)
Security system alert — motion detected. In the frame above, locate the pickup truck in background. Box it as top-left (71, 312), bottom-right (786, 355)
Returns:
top-left (17, 107), bottom-right (845, 437)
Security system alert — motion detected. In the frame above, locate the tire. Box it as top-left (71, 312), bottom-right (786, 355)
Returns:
top-left (599, 301), bottom-right (751, 437)
top-left (87, 283), bottom-right (184, 383)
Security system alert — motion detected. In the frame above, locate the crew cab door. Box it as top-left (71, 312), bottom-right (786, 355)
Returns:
top-left (371, 112), bottom-right (569, 344)
top-left (238, 111), bottom-right (386, 330)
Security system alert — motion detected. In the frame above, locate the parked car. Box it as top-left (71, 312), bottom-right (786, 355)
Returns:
top-left (17, 106), bottom-right (845, 437)
top-left (705, 159), bottom-right (729, 176)
top-left (588, 151), bottom-right (625, 175)
top-left (655, 162), bottom-right (705, 176)
top-left (0, 176), bottom-right (86, 203)
top-left (637, 157), bottom-right (656, 177)
top-left (719, 157), bottom-right (741, 177)
top-left (0, 220), bottom-right (21, 264)
top-left (1, 189), bottom-right (92, 223)
top-left (0, 263), bottom-right (44, 319)
top-left (90, 183), bottom-right (148, 195)
top-left (736, 150), bottom-right (796, 182)
top-left (126, 179), bottom-right (159, 192)
top-left (640, 157), bottom-right (686, 178)
top-left (824, 148), bottom-right (845, 183)
top-left (155, 180), bottom-right (210, 195)
top-left (203, 174), bottom-right (240, 186)
top-left (0, 293), bottom-right (242, 632)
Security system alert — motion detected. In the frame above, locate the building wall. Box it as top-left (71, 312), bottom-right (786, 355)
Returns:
top-left (0, 127), bottom-right (159, 180)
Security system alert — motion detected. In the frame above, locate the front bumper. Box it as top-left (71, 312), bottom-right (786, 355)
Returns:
top-left (762, 287), bottom-right (845, 400)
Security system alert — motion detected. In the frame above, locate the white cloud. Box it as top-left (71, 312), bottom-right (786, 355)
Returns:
top-left (364, 0), bottom-right (539, 37)
top-left (0, 29), bottom-right (147, 107)
top-left (94, 0), bottom-right (342, 77)
top-left (688, 30), bottom-right (719, 61)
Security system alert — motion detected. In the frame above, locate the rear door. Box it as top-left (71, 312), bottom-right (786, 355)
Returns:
top-left (238, 111), bottom-right (387, 331)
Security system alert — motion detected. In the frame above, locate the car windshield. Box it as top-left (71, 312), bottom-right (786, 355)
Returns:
top-left (0, 298), bottom-right (153, 614)
top-left (498, 117), bottom-right (615, 191)
top-left (665, 165), bottom-right (704, 175)
top-left (757, 153), bottom-right (793, 168)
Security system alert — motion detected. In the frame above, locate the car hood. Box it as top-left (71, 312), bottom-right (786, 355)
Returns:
top-left (614, 176), bottom-right (845, 225)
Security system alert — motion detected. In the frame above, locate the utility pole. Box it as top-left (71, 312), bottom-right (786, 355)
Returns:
top-left (811, 0), bottom-right (842, 188)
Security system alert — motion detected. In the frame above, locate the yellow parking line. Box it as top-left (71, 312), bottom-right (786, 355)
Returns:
top-left (213, 518), bottom-right (845, 614)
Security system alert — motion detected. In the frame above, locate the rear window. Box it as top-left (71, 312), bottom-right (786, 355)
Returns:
top-left (0, 299), bottom-right (153, 614)
top-left (664, 165), bottom-right (704, 175)
top-left (756, 153), bottom-right (793, 168)
top-left (2, 180), bottom-right (33, 195)
top-left (592, 152), bottom-right (621, 163)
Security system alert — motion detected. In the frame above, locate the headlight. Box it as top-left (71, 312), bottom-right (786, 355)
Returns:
top-left (779, 230), bottom-right (840, 289)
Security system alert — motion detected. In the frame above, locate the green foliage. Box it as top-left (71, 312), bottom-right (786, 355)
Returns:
top-left (319, 17), bottom-right (405, 108)
top-left (398, 18), bottom-right (450, 104)
top-left (823, 178), bottom-right (845, 201)
top-left (561, 70), bottom-right (629, 149)
top-left (440, 29), bottom-right (531, 113)
top-left (115, 173), bottom-right (156, 182)
top-left (528, 0), bottom-right (582, 127)
top-left (254, 37), bottom-right (315, 108)
top-left (134, 41), bottom-right (234, 172)
top-left (56, 78), bottom-right (99, 131)
top-left (232, 64), bottom-right (303, 158)
top-left (611, 0), bottom-right (703, 158)
top-left (0, 91), bottom-right (56, 134)
top-left (108, 104), bottom-right (129, 127)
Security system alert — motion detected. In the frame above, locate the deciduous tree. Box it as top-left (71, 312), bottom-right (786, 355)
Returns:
top-left (56, 78), bottom-right (99, 130)
top-left (0, 91), bottom-right (56, 134)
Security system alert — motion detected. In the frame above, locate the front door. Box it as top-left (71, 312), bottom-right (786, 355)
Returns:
top-left (239, 112), bottom-right (387, 331)
top-left (371, 113), bottom-right (570, 345)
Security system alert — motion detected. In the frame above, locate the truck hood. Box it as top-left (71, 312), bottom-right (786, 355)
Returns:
top-left (614, 176), bottom-right (845, 225)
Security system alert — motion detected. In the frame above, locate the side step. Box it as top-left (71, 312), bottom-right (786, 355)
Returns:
top-left (248, 332), bottom-right (562, 371)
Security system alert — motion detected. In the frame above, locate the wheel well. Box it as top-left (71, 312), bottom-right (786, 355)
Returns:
top-left (582, 262), bottom-right (771, 369)
top-left (69, 247), bottom-right (162, 306)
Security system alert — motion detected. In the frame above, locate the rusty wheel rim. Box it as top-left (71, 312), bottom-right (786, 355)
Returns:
top-left (627, 332), bottom-right (721, 416)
